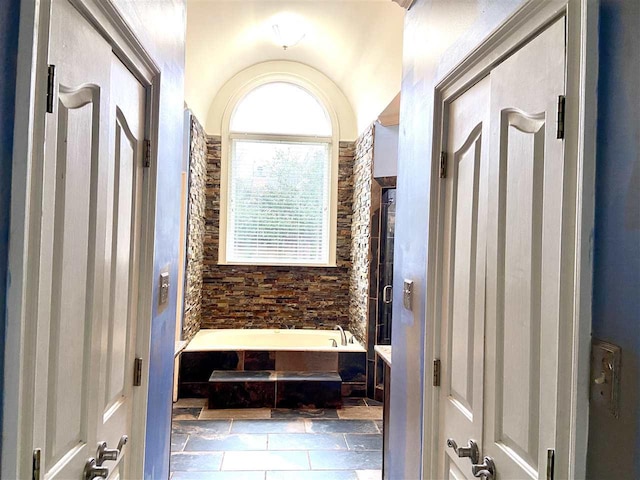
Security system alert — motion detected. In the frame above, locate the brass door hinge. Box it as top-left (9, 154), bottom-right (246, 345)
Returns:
top-left (32, 449), bottom-right (41, 480)
top-left (546, 448), bottom-right (555, 480)
top-left (144, 139), bottom-right (151, 168)
top-left (46, 65), bottom-right (55, 114)
top-left (133, 357), bottom-right (143, 386)
top-left (556, 95), bottom-right (566, 139)
top-left (439, 152), bottom-right (447, 179)
top-left (433, 359), bottom-right (441, 386)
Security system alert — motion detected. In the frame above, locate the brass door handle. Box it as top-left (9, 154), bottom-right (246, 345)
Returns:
top-left (446, 438), bottom-right (480, 464)
top-left (471, 456), bottom-right (496, 480)
top-left (96, 434), bottom-right (128, 466)
top-left (84, 458), bottom-right (108, 480)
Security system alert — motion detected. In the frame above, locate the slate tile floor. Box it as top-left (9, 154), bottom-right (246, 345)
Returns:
top-left (171, 397), bottom-right (383, 480)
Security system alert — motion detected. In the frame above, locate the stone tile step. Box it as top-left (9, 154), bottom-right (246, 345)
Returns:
top-left (208, 371), bottom-right (342, 409)
top-left (209, 370), bottom-right (341, 382)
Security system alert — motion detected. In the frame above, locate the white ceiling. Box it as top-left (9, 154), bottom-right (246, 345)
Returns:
top-left (185, 0), bottom-right (405, 137)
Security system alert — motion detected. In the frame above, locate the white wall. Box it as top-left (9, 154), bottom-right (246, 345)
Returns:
top-left (373, 123), bottom-right (398, 178)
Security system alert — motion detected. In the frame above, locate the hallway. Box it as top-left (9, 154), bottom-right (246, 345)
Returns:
top-left (3, 0), bottom-right (630, 478)
top-left (170, 399), bottom-right (384, 479)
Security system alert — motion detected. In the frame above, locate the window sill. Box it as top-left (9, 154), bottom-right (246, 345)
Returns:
top-left (217, 261), bottom-right (338, 268)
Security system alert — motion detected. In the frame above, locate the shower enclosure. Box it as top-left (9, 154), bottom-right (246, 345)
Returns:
top-left (371, 187), bottom-right (395, 401)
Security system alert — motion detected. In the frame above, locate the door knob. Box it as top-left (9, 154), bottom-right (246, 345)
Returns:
top-left (446, 438), bottom-right (480, 464)
top-left (96, 434), bottom-right (128, 466)
top-left (471, 456), bottom-right (496, 480)
top-left (84, 457), bottom-right (109, 480)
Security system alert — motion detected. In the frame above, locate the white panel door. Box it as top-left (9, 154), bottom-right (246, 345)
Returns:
top-left (95, 54), bottom-right (146, 480)
top-left (438, 76), bottom-right (490, 479)
top-left (484, 18), bottom-right (565, 480)
top-left (33, 1), bottom-right (112, 477)
top-left (32, 1), bottom-right (146, 478)
top-left (438, 17), bottom-right (565, 480)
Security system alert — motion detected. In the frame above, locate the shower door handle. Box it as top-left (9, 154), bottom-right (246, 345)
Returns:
top-left (383, 285), bottom-right (392, 304)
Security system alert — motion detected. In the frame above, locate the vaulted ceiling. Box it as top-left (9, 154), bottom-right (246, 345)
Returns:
top-left (185, 0), bottom-right (405, 138)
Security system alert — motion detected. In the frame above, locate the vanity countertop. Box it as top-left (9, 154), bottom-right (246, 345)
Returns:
top-left (374, 345), bottom-right (392, 367)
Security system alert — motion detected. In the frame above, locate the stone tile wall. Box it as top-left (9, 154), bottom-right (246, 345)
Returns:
top-left (348, 124), bottom-right (375, 344)
top-left (200, 136), bottom-right (355, 330)
top-left (182, 114), bottom-right (207, 342)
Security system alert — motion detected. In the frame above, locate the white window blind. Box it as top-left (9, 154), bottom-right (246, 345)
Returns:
top-left (227, 139), bottom-right (331, 265)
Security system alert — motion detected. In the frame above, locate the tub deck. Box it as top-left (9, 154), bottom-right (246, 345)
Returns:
top-left (178, 328), bottom-right (367, 400)
top-left (185, 328), bottom-right (366, 353)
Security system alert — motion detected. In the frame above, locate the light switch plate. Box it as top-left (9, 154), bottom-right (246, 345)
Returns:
top-left (590, 339), bottom-right (621, 418)
top-left (403, 280), bottom-right (413, 310)
top-left (159, 271), bottom-right (170, 306)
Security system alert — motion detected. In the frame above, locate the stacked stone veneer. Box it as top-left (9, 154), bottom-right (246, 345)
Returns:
top-left (182, 115), bottom-right (208, 342)
top-left (200, 135), bottom-right (356, 329)
top-left (348, 124), bottom-right (375, 344)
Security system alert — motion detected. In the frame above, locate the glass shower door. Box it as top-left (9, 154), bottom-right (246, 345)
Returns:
top-left (377, 188), bottom-right (395, 345)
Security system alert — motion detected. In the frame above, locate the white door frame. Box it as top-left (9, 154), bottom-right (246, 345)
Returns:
top-left (3, 1), bottom-right (160, 478)
top-left (421, 0), bottom-right (598, 478)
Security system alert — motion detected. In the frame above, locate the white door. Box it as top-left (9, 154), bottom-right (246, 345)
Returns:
top-left (438, 76), bottom-right (491, 479)
top-left (32, 1), bottom-right (146, 478)
top-left (95, 53), bottom-right (146, 480)
top-left (483, 18), bottom-right (565, 480)
top-left (439, 18), bottom-right (565, 480)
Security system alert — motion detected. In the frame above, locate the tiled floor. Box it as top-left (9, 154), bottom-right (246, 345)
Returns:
top-left (171, 397), bottom-right (383, 480)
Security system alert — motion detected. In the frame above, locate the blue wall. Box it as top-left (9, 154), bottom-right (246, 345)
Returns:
top-left (587, 1), bottom-right (640, 478)
top-left (0, 0), bottom-right (21, 459)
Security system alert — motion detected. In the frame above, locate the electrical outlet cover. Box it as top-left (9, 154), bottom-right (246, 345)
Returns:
top-left (403, 280), bottom-right (413, 310)
top-left (590, 339), bottom-right (621, 418)
top-left (159, 271), bottom-right (170, 306)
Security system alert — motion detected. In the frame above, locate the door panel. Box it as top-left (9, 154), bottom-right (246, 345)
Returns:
top-left (104, 110), bottom-right (136, 412)
top-left (439, 17), bottom-right (565, 480)
top-left (485, 18), bottom-right (565, 479)
top-left (448, 457), bottom-right (469, 480)
top-left (34, 1), bottom-right (112, 477)
top-left (439, 75), bottom-right (490, 478)
top-left (46, 86), bottom-right (98, 469)
top-left (496, 111), bottom-right (545, 468)
top-left (98, 54), bottom-right (146, 478)
top-left (450, 128), bottom-right (482, 414)
top-left (105, 113), bottom-right (135, 407)
top-left (33, 1), bottom-right (146, 478)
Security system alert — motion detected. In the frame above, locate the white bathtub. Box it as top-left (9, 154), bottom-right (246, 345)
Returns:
top-left (184, 328), bottom-right (365, 353)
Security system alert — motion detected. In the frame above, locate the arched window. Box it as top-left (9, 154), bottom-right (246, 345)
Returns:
top-left (220, 81), bottom-right (337, 266)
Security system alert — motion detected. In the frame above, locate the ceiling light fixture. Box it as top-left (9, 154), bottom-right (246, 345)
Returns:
top-left (271, 13), bottom-right (306, 50)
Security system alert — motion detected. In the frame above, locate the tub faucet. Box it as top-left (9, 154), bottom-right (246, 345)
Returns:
top-left (334, 325), bottom-right (347, 346)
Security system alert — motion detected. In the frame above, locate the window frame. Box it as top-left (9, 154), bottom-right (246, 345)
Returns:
top-left (219, 77), bottom-right (340, 267)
